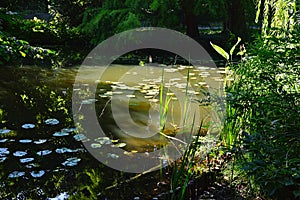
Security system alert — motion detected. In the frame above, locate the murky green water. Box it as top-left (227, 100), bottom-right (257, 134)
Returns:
top-left (0, 64), bottom-right (224, 199)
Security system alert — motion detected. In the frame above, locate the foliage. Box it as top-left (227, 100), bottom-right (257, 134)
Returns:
top-left (221, 27), bottom-right (300, 199)
top-left (0, 32), bottom-right (57, 66)
top-left (256, 0), bottom-right (297, 37)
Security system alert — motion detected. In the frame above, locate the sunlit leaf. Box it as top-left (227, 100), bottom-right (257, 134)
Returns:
top-left (210, 42), bottom-right (229, 60)
top-left (230, 37), bottom-right (241, 56)
top-left (111, 143), bottom-right (127, 148)
top-left (20, 51), bottom-right (26, 57)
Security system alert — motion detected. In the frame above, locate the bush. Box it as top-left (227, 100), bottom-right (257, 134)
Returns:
top-left (225, 27), bottom-right (300, 199)
top-left (0, 32), bottom-right (57, 66)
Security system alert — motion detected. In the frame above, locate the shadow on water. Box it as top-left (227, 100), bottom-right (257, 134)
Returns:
top-left (0, 64), bottom-right (224, 199)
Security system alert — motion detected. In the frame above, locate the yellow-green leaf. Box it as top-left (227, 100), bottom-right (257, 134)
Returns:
top-left (230, 37), bottom-right (241, 56)
top-left (210, 42), bottom-right (229, 61)
top-left (20, 51), bottom-right (26, 57)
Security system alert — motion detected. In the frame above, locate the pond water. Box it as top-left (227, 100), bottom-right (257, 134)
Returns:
top-left (0, 64), bottom-right (225, 199)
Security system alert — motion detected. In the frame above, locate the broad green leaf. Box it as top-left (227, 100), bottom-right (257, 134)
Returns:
top-left (210, 42), bottom-right (229, 61)
top-left (230, 37), bottom-right (241, 56)
top-left (20, 51), bottom-right (26, 57)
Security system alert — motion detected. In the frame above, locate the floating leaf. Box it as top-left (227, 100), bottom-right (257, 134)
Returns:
top-left (53, 131), bottom-right (69, 137)
top-left (30, 170), bottom-right (45, 178)
top-left (0, 129), bottom-right (11, 134)
top-left (95, 137), bottom-right (112, 145)
top-left (56, 147), bottom-right (73, 154)
top-left (8, 171), bottom-right (25, 178)
top-left (107, 153), bottom-right (119, 159)
top-left (34, 139), bottom-right (47, 144)
top-left (25, 163), bottom-right (39, 169)
top-left (91, 143), bottom-right (102, 148)
top-left (37, 150), bottom-right (52, 156)
top-left (73, 134), bottom-right (88, 142)
top-left (61, 128), bottom-right (76, 133)
top-left (19, 139), bottom-right (32, 143)
top-left (62, 157), bottom-right (81, 167)
top-left (22, 123), bottom-right (35, 129)
top-left (20, 157), bottom-right (34, 163)
top-left (55, 147), bottom-right (83, 154)
top-left (0, 147), bottom-right (9, 156)
top-left (111, 143), bottom-right (127, 148)
top-left (13, 151), bottom-right (27, 157)
top-left (45, 118), bottom-right (59, 125)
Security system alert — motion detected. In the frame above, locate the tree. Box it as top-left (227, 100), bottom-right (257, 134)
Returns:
top-left (181, 0), bottom-right (199, 38)
top-left (224, 0), bottom-right (247, 38)
top-left (256, 0), bottom-right (298, 36)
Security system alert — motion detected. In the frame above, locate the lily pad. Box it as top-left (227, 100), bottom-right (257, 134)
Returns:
top-left (53, 131), bottom-right (69, 137)
top-left (0, 147), bottom-right (9, 156)
top-left (55, 147), bottom-right (84, 154)
top-left (20, 157), bottom-right (34, 163)
top-left (111, 143), bottom-right (127, 148)
top-left (107, 153), bottom-right (119, 159)
top-left (13, 151), bottom-right (27, 157)
top-left (19, 139), bottom-right (32, 143)
top-left (30, 170), bottom-right (45, 178)
top-left (8, 171), bottom-right (25, 178)
top-left (61, 128), bottom-right (77, 133)
top-left (25, 163), bottom-right (39, 169)
top-left (73, 134), bottom-right (88, 142)
top-left (21, 123), bottom-right (35, 129)
top-left (0, 157), bottom-right (7, 162)
top-left (37, 150), bottom-right (52, 156)
top-left (34, 139), bottom-right (47, 144)
top-left (95, 137), bottom-right (112, 145)
top-left (55, 147), bottom-right (73, 154)
top-left (90, 143), bottom-right (102, 148)
top-left (45, 118), bottom-right (59, 125)
top-left (62, 157), bottom-right (81, 167)
top-left (0, 129), bottom-right (11, 134)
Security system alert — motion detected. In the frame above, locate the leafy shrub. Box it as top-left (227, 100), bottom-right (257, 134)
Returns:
top-left (0, 32), bottom-right (57, 66)
top-left (225, 27), bottom-right (300, 199)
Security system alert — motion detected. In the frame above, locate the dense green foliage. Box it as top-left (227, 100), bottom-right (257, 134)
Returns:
top-left (225, 29), bottom-right (300, 198)
top-left (216, 1), bottom-right (300, 198)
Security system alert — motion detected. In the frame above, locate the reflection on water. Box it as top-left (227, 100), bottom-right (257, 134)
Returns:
top-left (0, 65), bottom-right (224, 199)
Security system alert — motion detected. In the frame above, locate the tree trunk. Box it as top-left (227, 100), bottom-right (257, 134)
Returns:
top-left (181, 0), bottom-right (199, 38)
top-left (225, 0), bottom-right (247, 38)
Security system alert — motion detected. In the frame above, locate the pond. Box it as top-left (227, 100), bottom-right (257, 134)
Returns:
top-left (0, 64), bottom-right (225, 199)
